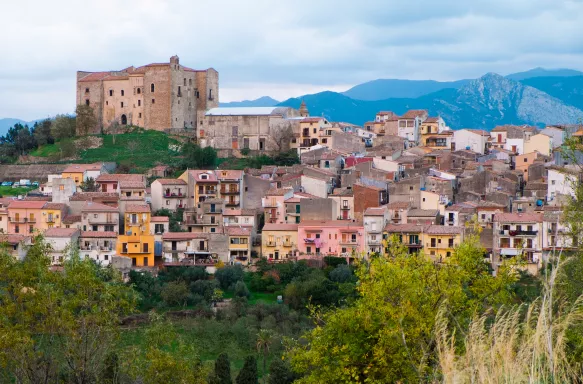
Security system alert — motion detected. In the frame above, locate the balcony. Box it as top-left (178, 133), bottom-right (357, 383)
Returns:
top-left (89, 217), bottom-right (117, 224)
top-left (500, 248), bottom-right (520, 256)
top-left (368, 240), bottom-right (381, 245)
top-left (404, 240), bottom-right (422, 247)
top-left (164, 192), bottom-right (184, 198)
top-left (164, 247), bottom-right (209, 253)
top-left (339, 240), bottom-right (358, 245)
top-left (262, 201), bottom-right (279, 208)
top-left (220, 188), bottom-right (239, 195)
top-left (225, 201), bottom-right (239, 207)
top-left (499, 230), bottom-right (538, 236)
top-left (203, 207), bottom-right (223, 214)
top-left (45, 217), bottom-right (56, 223)
top-left (199, 189), bottom-right (217, 195)
top-left (341, 205), bottom-right (350, 211)
top-left (201, 220), bottom-right (219, 226)
top-left (427, 243), bottom-right (455, 249)
top-left (266, 241), bottom-right (276, 247)
top-left (9, 217), bottom-right (28, 223)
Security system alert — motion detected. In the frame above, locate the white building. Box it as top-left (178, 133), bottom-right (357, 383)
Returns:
top-left (150, 178), bottom-right (188, 212)
top-left (79, 231), bottom-right (117, 266)
top-left (505, 138), bottom-right (525, 155)
top-left (547, 166), bottom-right (579, 203)
top-left (453, 129), bottom-right (491, 155)
top-left (0, 234), bottom-right (32, 260)
top-left (363, 207), bottom-right (389, 255)
top-left (542, 211), bottom-right (574, 261)
top-left (44, 228), bottom-right (81, 265)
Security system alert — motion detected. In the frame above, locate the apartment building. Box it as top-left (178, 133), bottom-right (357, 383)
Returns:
top-left (493, 213), bottom-right (543, 275)
top-left (262, 223), bottom-right (299, 261)
top-left (117, 204), bottom-right (155, 267)
top-left (297, 220), bottom-right (365, 260)
top-left (150, 178), bottom-right (187, 212)
top-left (363, 207), bottom-right (390, 255)
top-left (79, 231), bottom-right (117, 266)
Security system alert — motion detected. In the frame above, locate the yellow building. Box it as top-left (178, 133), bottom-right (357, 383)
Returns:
top-left (226, 226), bottom-right (251, 265)
top-left (298, 117), bottom-right (333, 152)
top-left (421, 225), bottom-right (463, 261)
top-left (524, 133), bottom-right (553, 157)
top-left (40, 203), bottom-right (66, 230)
top-left (178, 170), bottom-right (219, 205)
top-left (61, 164), bottom-right (102, 186)
top-left (116, 204), bottom-right (155, 267)
top-left (261, 223), bottom-right (298, 261)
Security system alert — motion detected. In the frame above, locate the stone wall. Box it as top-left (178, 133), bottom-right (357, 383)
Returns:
top-left (243, 174), bottom-right (272, 211)
top-left (300, 198), bottom-right (334, 221)
top-left (144, 65), bottom-right (172, 130)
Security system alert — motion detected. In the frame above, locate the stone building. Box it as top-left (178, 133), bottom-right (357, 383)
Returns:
top-left (76, 55), bottom-right (218, 133)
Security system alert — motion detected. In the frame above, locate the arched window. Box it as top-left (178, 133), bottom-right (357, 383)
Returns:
top-left (121, 115), bottom-right (127, 125)
top-left (137, 88), bottom-right (141, 95)
top-left (109, 89), bottom-right (113, 96)
top-left (189, 79), bottom-right (192, 86)
top-left (85, 99), bottom-right (90, 106)
top-left (151, 84), bottom-right (155, 93)
top-left (121, 90), bottom-right (125, 96)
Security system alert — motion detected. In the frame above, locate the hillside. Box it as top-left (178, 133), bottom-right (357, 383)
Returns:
top-left (506, 67), bottom-right (583, 81)
top-left (342, 79), bottom-right (470, 101)
top-left (520, 76), bottom-right (583, 111)
top-left (278, 73), bottom-right (583, 129)
top-left (0, 118), bottom-right (40, 136)
top-left (220, 96), bottom-right (280, 108)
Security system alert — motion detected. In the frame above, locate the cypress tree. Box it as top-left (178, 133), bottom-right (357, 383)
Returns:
top-left (236, 356), bottom-right (258, 384)
top-left (215, 353), bottom-right (232, 384)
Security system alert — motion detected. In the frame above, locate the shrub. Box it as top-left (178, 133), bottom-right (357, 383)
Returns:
top-left (160, 281), bottom-right (190, 307)
top-left (234, 281), bottom-right (250, 298)
top-left (215, 266), bottom-right (244, 290)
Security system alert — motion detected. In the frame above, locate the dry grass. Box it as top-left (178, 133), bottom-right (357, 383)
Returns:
top-left (436, 257), bottom-right (583, 383)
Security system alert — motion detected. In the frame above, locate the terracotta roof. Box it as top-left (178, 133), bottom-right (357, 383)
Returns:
top-left (222, 209), bottom-right (256, 216)
top-left (494, 213), bottom-right (543, 223)
top-left (384, 223), bottom-right (428, 233)
top-left (225, 227), bottom-right (251, 236)
top-left (331, 188), bottom-right (354, 196)
top-left (465, 129), bottom-right (490, 136)
top-left (163, 232), bottom-right (208, 241)
top-left (263, 223), bottom-right (299, 231)
top-left (78, 72), bottom-right (110, 82)
top-left (302, 117), bottom-right (325, 123)
top-left (407, 209), bottom-right (439, 217)
top-left (401, 110), bottom-right (428, 119)
top-left (43, 203), bottom-right (66, 210)
top-left (299, 220), bottom-right (364, 228)
top-left (364, 207), bottom-right (388, 216)
top-left (387, 202), bottom-right (410, 210)
top-left (424, 117), bottom-right (440, 123)
top-left (119, 180), bottom-right (146, 189)
top-left (476, 201), bottom-right (506, 209)
top-left (0, 197), bottom-right (16, 207)
top-left (7, 201), bottom-right (47, 209)
top-left (69, 192), bottom-right (120, 201)
top-left (62, 215), bottom-right (81, 224)
top-left (354, 183), bottom-right (385, 192)
top-left (154, 178), bottom-right (187, 185)
top-left (151, 216), bottom-right (170, 222)
top-left (266, 187), bottom-right (293, 196)
top-left (151, 165), bottom-right (169, 171)
top-left (214, 170), bottom-right (244, 180)
top-left (377, 111), bottom-right (395, 116)
top-left (344, 157), bottom-right (373, 168)
top-left (186, 170), bottom-right (218, 182)
top-left (44, 228), bottom-right (80, 238)
top-left (63, 163), bottom-right (102, 173)
top-left (80, 231), bottom-right (117, 238)
top-left (96, 174), bottom-right (145, 182)
top-left (425, 225), bottom-right (463, 235)
top-left (0, 234), bottom-right (32, 245)
top-left (82, 201), bottom-right (119, 212)
top-left (125, 204), bottom-right (150, 213)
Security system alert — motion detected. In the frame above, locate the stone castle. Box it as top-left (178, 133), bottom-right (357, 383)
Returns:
top-left (76, 55), bottom-right (218, 133)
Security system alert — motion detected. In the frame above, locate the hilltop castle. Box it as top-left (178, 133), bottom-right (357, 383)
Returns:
top-left (76, 55), bottom-right (218, 133)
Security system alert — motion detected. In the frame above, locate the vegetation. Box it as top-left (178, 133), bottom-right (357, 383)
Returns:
top-left (153, 208), bottom-right (185, 232)
top-left (0, 185), bottom-right (35, 197)
top-left (219, 150), bottom-right (300, 170)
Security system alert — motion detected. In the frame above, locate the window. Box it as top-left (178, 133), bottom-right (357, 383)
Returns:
top-left (120, 102), bottom-right (124, 108)
top-left (524, 158), bottom-right (527, 162)
top-left (143, 243), bottom-right (149, 252)
top-left (448, 238), bottom-right (454, 247)
top-left (183, 78), bottom-right (186, 86)
top-left (121, 90), bottom-right (124, 96)
top-left (85, 88), bottom-right (89, 93)
top-left (138, 100), bottom-right (141, 107)
top-left (109, 90), bottom-right (113, 96)
top-left (307, 246), bottom-right (312, 253)
top-left (189, 79), bottom-right (192, 86)
top-left (106, 101), bottom-right (108, 105)
top-left (152, 99), bottom-right (155, 104)
top-left (139, 113), bottom-right (142, 118)
top-left (410, 186), bottom-right (413, 191)
top-left (59, 185), bottom-right (64, 191)
top-left (552, 180), bottom-right (556, 185)
top-left (29, 225), bottom-right (33, 233)
top-left (151, 84), bottom-right (155, 92)
top-left (422, 197), bottom-right (426, 202)
top-left (85, 99), bottom-right (90, 106)
top-left (15, 225), bottom-right (19, 233)
top-left (137, 88), bottom-right (141, 94)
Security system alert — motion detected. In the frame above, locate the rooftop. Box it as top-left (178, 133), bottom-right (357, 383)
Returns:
top-left (364, 207), bottom-right (388, 216)
top-left (494, 212), bottom-right (543, 223)
top-left (263, 223), bottom-right (299, 231)
top-left (125, 204), bottom-right (150, 213)
top-left (205, 107), bottom-right (289, 116)
top-left (407, 209), bottom-right (440, 217)
top-left (44, 228), bottom-right (80, 238)
top-left (163, 232), bottom-right (209, 241)
top-left (82, 201), bottom-right (119, 212)
top-left (154, 178), bottom-right (187, 185)
top-left (151, 216), bottom-right (170, 222)
top-left (7, 201), bottom-right (47, 209)
top-left (80, 231), bottom-right (118, 238)
top-left (384, 223), bottom-right (428, 233)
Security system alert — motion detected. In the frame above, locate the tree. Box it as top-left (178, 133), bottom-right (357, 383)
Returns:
top-left (127, 139), bottom-right (139, 156)
top-left (236, 356), bottom-right (258, 384)
top-left (80, 177), bottom-right (99, 192)
top-left (271, 123), bottom-right (294, 152)
top-left (215, 265), bottom-right (245, 290)
top-left (268, 359), bottom-right (297, 384)
top-left (51, 114), bottom-right (77, 140)
top-left (76, 103), bottom-right (97, 136)
top-left (213, 353), bottom-right (232, 384)
top-left (234, 280), bottom-right (251, 298)
top-left (160, 281), bottom-right (190, 307)
top-left (108, 120), bottom-right (121, 145)
top-left (0, 236), bottom-right (137, 383)
top-left (181, 142), bottom-right (217, 169)
top-left (14, 126), bottom-right (36, 155)
top-left (287, 235), bottom-right (518, 383)
top-left (33, 119), bottom-right (54, 146)
top-left (59, 138), bottom-right (77, 159)
top-left (256, 329), bottom-right (275, 384)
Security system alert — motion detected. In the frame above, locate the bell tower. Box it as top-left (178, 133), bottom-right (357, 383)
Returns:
top-left (299, 100), bottom-right (309, 117)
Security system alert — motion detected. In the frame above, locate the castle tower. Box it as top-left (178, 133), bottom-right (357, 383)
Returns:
top-left (299, 100), bottom-right (309, 117)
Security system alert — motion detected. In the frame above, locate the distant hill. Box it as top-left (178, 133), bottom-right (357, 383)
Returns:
top-left (506, 67), bottom-right (583, 81)
top-left (220, 96), bottom-right (279, 108)
top-left (0, 118), bottom-right (40, 136)
top-left (278, 73), bottom-right (583, 129)
top-left (520, 76), bottom-right (583, 111)
top-left (342, 79), bottom-right (471, 101)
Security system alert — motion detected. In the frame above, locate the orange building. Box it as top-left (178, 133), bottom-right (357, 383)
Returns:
top-left (7, 201), bottom-right (47, 235)
top-left (116, 204), bottom-right (155, 267)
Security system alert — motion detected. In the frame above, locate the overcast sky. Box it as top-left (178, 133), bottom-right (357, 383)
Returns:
top-left (2, 0), bottom-right (583, 120)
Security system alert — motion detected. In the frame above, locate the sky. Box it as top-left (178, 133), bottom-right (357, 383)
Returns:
top-left (1, 0), bottom-right (583, 120)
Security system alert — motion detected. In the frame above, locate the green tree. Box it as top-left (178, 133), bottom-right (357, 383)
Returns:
top-left (268, 359), bottom-right (297, 384)
top-left (51, 114), bottom-right (77, 140)
top-left (215, 265), bottom-right (244, 290)
top-left (33, 118), bottom-right (54, 146)
top-left (80, 176), bottom-right (99, 192)
top-left (181, 142), bottom-right (217, 169)
top-left (287, 235), bottom-right (518, 383)
top-left (256, 329), bottom-right (275, 384)
top-left (234, 280), bottom-right (251, 298)
top-left (213, 353), bottom-right (232, 384)
top-left (14, 126), bottom-right (36, 154)
top-left (160, 280), bottom-right (190, 307)
top-left (59, 138), bottom-right (78, 159)
top-left (236, 356), bottom-right (258, 384)
top-left (0, 236), bottom-right (137, 383)
top-left (76, 103), bottom-right (97, 136)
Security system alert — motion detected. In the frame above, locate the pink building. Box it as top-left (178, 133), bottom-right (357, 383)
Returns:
top-left (297, 220), bottom-right (365, 260)
top-left (262, 188), bottom-right (293, 224)
top-left (95, 174), bottom-right (146, 193)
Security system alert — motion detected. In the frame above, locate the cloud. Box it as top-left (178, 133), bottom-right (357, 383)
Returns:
top-left (0, 0), bottom-right (582, 119)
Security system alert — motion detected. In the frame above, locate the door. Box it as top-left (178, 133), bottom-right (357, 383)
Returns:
top-left (171, 241), bottom-right (177, 251)
top-left (497, 134), bottom-right (502, 143)
top-left (342, 210), bottom-right (348, 219)
top-left (102, 183), bottom-right (107, 192)
top-left (199, 240), bottom-right (205, 251)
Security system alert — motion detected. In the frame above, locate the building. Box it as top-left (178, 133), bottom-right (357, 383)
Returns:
top-left (225, 226), bottom-right (252, 265)
top-left (7, 200), bottom-right (47, 235)
top-left (161, 232), bottom-right (212, 265)
top-left (40, 203), bottom-right (67, 230)
top-left (524, 133), bottom-right (553, 157)
top-left (0, 234), bottom-right (32, 260)
top-left (493, 212), bottom-right (543, 275)
top-left (262, 188), bottom-right (294, 224)
top-left (453, 129), bottom-right (491, 154)
top-left (77, 55), bottom-right (218, 132)
top-left (397, 110), bottom-right (428, 144)
top-left (150, 216), bottom-right (169, 241)
top-left (44, 228), bottom-right (81, 265)
top-left (79, 231), bottom-right (117, 266)
top-left (150, 178), bottom-right (188, 212)
top-left (80, 201), bottom-right (119, 233)
top-left (329, 188), bottom-right (355, 221)
top-left (116, 204), bottom-right (155, 267)
top-left (547, 166), bottom-right (579, 204)
top-left (444, 202), bottom-right (477, 227)
top-left (61, 163), bottom-right (104, 186)
top-left (297, 220), bottom-right (365, 260)
top-left (96, 174), bottom-right (146, 194)
top-left (422, 225), bottom-right (464, 261)
top-left (261, 223), bottom-right (299, 261)
top-left (353, 183), bottom-right (388, 221)
top-left (217, 170), bottom-right (244, 209)
top-left (363, 207), bottom-right (389, 255)
top-left (384, 223), bottom-right (426, 254)
top-left (542, 211), bottom-right (574, 261)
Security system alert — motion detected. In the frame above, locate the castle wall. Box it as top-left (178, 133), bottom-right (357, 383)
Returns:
top-left (143, 66), bottom-right (172, 130)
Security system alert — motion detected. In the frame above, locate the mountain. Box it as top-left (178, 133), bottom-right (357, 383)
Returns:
top-left (519, 76), bottom-right (583, 111)
top-left (342, 79), bottom-right (471, 101)
top-left (0, 118), bottom-right (40, 136)
top-left (219, 96), bottom-right (279, 108)
top-left (506, 67), bottom-right (583, 81)
top-left (278, 73), bottom-right (583, 129)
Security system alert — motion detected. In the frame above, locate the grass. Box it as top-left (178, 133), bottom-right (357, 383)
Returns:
top-left (29, 130), bottom-right (184, 173)
top-left (0, 186), bottom-right (34, 197)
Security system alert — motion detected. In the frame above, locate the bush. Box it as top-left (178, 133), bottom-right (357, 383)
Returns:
top-left (215, 266), bottom-right (244, 290)
top-left (240, 148), bottom-right (250, 156)
top-left (234, 281), bottom-right (250, 298)
top-left (324, 256), bottom-right (347, 268)
top-left (329, 265), bottom-right (355, 284)
top-left (160, 281), bottom-right (190, 307)
top-left (191, 279), bottom-right (219, 302)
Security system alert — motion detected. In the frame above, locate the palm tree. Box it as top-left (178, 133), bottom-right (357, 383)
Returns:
top-left (256, 329), bottom-right (274, 384)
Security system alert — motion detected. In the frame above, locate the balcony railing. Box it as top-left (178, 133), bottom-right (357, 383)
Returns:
top-left (220, 189), bottom-right (239, 195)
top-left (266, 241), bottom-right (276, 247)
top-left (163, 247), bottom-right (208, 253)
top-left (262, 201), bottom-right (279, 208)
top-left (199, 189), bottom-right (217, 195)
top-left (88, 217), bottom-right (117, 224)
top-left (164, 193), bottom-right (184, 198)
top-left (339, 240), bottom-right (358, 245)
top-left (499, 230), bottom-right (538, 236)
top-left (368, 240), bottom-right (382, 245)
top-left (9, 217), bottom-right (30, 223)
top-left (341, 205), bottom-right (350, 210)
top-left (226, 201), bottom-right (239, 207)
top-left (427, 243), bottom-right (455, 249)
top-left (203, 207), bottom-right (223, 214)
